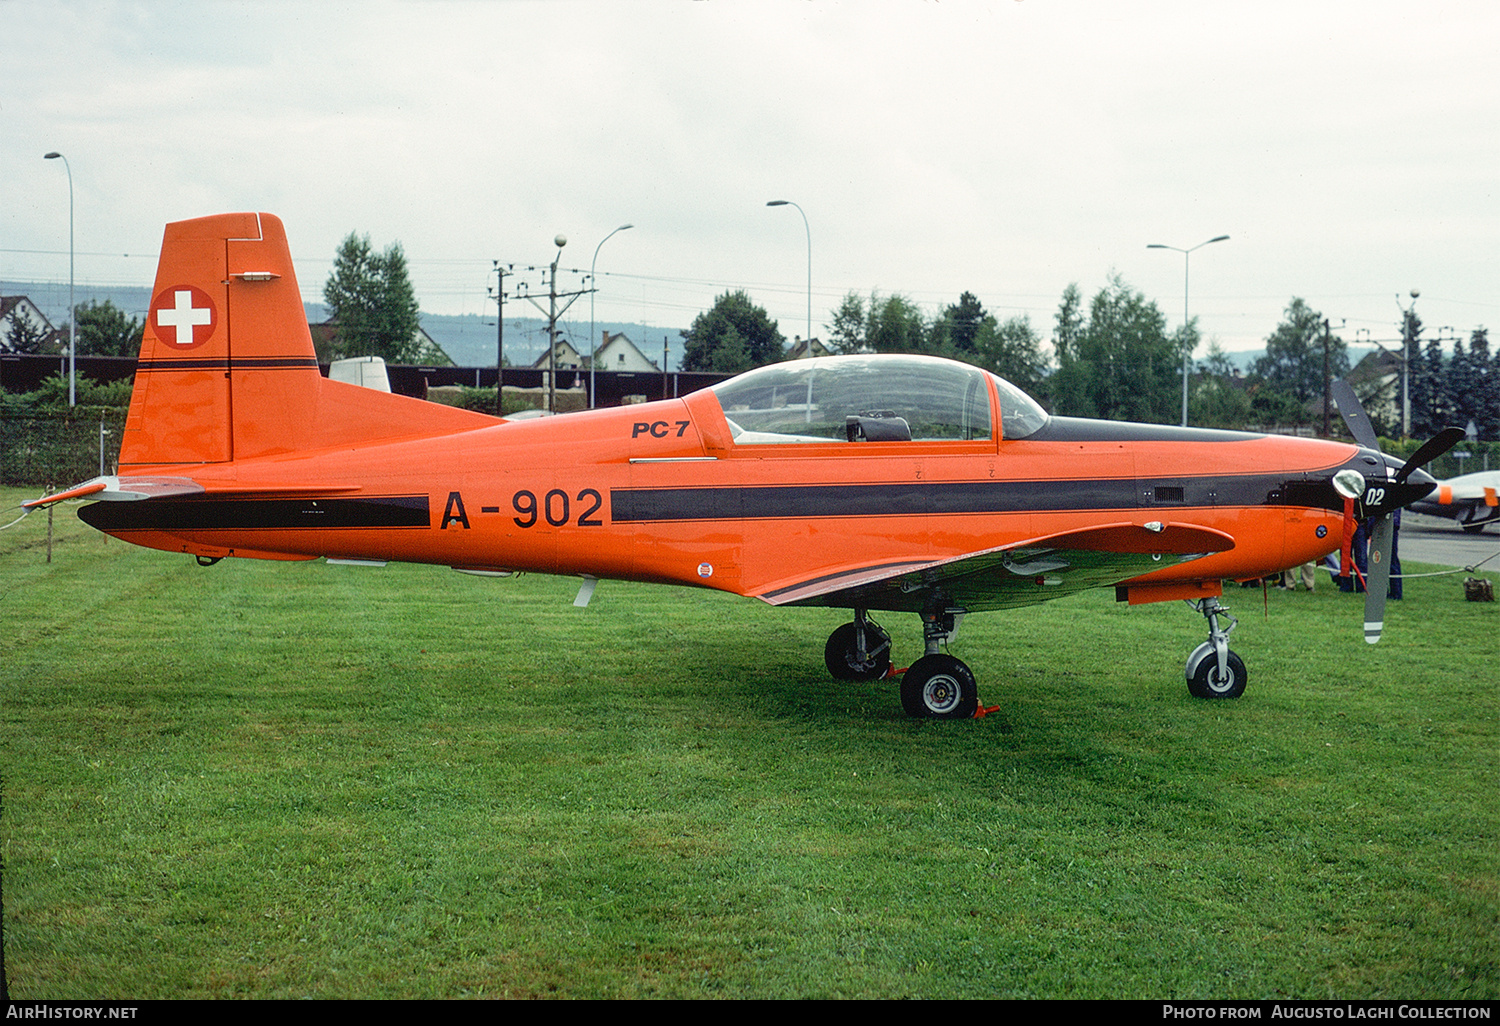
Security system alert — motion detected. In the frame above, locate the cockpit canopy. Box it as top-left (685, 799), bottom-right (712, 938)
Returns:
top-left (708, 354), bottom-right (1048, 444)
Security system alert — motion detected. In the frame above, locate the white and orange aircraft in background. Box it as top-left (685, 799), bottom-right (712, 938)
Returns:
top-left (1410, 469), bottom-right (1500, 533)
top-left (25, 213), bottom-right (1463, 718)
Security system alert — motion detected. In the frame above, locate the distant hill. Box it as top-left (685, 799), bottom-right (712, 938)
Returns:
top-left (18, 279), bottom-right (1382, 376)
top-left (1, 280), bottom-right (687, 370)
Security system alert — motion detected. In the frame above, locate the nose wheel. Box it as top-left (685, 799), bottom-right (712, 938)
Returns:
top-left (1185, 596), bottom-right (1247, 699)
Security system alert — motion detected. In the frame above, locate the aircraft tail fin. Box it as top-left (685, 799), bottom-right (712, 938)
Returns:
top-left (120, 212), bottom-right (494, 473)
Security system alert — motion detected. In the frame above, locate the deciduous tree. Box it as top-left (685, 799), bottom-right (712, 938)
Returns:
top-left (73, 299), bottom-right (143, 357)
top-left (322, 233), bottom-right (423, 363)
top-left (827, 292), bottom-right (869, 355)
top-left (1253, 298), bottom-right (1347, 405)
top-left (865, 292), bottom-right (928, 354)
top-left (680, 291), bottom-right (784, 372)
top-left (1049, 274), bottom-right (1182, 423)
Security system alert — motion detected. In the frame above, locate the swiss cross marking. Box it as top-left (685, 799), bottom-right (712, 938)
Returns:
top-left (151, 286), bottom-right (217, 348)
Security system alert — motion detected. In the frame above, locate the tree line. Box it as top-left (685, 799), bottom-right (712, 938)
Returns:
top-left (8, 236), bottom-right (1495, 441)
top-left (3, 299), bottom-right (146, 358)
top-left (679, 282), bottom-right (1498, 439)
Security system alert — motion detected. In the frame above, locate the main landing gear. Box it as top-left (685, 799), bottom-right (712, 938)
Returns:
top-left (823, 609), bottom-right (892, 682)
top-left (825, 603), bottom-right (980, 719)
top-left (825, 594), bottom-right (1250, 718)
top-left (1184, 596), bottom-right (1247, 699)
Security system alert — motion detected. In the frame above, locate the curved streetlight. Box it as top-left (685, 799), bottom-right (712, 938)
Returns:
top-left (589, 223), bottom-right (633, 408)
top-left (1147, 234), bottom-right (1229, 426)
top-left (43, 152), bottom-right (75, 406)
top-left (1397, 288), bottom-right (1420, 438)
top-left (766, 200), bottom-right (811, 347)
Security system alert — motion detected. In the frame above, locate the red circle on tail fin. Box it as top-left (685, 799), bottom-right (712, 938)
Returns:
top-left (150, 285), bottom-right (218, 349)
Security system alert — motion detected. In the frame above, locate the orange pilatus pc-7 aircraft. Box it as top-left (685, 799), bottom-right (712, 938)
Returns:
top-left (27, 212), bottom-right (1463, 719)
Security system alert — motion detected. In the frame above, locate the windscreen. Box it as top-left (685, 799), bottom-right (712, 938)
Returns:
top-left (709, 355), bottom-right (998, 444)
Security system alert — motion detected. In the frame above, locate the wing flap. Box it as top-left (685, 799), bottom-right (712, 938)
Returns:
top-left (759, 520), bottom-right (1234, 613)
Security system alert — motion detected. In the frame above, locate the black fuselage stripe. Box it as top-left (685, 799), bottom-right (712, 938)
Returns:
top-left (76, 474), bottom-right (1348, 534)
top-left (135, 358), bottom-right (321, 371)
top-left (79, 495), bottom-right (430, 532)
top-left (612, 474), bottom-right (1340, 522)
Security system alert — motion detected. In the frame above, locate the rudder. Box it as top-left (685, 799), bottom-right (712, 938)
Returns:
top-left (120, 212), bottom-right (499, 474)
top-left (121, 212), bottom-right (325, 470)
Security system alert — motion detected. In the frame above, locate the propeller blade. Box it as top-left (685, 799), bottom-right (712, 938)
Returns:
top-left (1395, 426), bottom-right (1466, 484)
top-left (1330, 379), bottom-right (1380, 451)
top-left (1363, 515), bottom-right (1394, 644)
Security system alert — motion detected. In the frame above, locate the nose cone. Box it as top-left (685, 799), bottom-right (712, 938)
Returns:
top-left (1403, 465), bottom-right (1437, 490)
top-left (1386, 460), bottom-right (1437, 510)
top-left (1378, 450), bottom-right (1435, 489)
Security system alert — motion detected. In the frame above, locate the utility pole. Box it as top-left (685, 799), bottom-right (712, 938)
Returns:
top-left (1322, 318), bottom-right (1332, 437)
top-left (518, 236), bottom-right (590, 413)
top-left (489, 262), bottom-right (513, 417)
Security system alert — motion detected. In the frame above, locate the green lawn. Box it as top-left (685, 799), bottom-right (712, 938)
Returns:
top-left (2, 489), bottom-right (1496, 998)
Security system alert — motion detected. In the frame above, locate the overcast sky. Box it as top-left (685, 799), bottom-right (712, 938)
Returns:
top-left (5, 0), bottom-right (1497, 357)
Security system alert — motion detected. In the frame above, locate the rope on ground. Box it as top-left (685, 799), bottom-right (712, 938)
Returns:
top-left (1393, 548), bottom-right (1500, 579)
top-left (0, 494), bottom-right (93, 531)
top-left (0, 507), bottom-right (34, 531)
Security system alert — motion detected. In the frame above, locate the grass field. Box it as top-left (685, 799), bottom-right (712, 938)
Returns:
top-left (1, 488), bottom-right (1496, 999)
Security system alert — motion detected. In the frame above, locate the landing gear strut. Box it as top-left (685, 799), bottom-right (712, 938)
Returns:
top-left (1184, 596), bottom-right (1247, 699)
top-left (824, 609), bottom-right (892, 681)
top-left (825, 601), bottom-right (981, 719)
top-left (899, 601), bottom-right (978, 719)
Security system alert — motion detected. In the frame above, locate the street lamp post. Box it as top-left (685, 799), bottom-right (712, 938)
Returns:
top-left (1147, 234), bottom-right (1229, 427)
top-left (1398, 289), bottom-right (1420, 438)
top-left (548, 236), bottom-right (566, 414)
top-left (43, 152), bottom-right (75, 407)
top-left (589, 224), bottom-right (633, 408)
top-left (766, 200), bottom-right (811, 347)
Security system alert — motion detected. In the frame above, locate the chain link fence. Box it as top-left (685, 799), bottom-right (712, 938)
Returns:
top-left (1, 409), bottom-right (128, 487)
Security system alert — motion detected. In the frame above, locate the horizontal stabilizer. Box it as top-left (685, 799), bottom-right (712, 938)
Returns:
top-left (21, 475), bottom-right (369, 510)
top-left (22, 476), bottom-right (204, 509)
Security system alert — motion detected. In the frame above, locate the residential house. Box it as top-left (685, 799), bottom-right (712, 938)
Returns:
top-left (591, 331), bottom-right (660, 372)
top-left (1345, 348), bottom-right (1403, 431)
top-left (1, 296), bottom-right (57, 353)
top-left (785, 336), bottom-right (831, 360)
top-left (532, 337), bottom-right (584, 371)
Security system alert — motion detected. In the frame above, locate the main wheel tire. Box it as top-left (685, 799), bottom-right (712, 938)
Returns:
top-left (1187, 649), bottom-right (1247, 699)
top-left (824, 621), bottom-right (892, 681)
top-left (900, 654), bottom-right (978, 719)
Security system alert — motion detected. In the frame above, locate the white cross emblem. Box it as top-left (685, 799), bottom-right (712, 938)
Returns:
top-left (156, 289), bottom-right (213, 346)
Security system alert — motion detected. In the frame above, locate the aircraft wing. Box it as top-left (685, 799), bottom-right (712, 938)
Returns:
top-left (757, 521), bottom-right (1235, 613)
